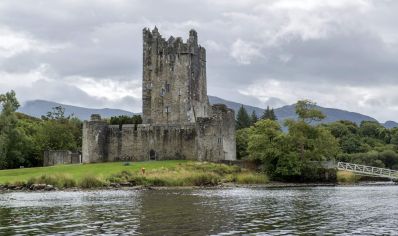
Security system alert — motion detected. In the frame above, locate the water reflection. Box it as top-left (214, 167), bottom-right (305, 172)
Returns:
top-left (0, 187), bottom-right (397, 235)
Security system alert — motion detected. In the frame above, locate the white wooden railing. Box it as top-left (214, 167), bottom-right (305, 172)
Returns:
top-left (337, 162), bottom-right (398, 180)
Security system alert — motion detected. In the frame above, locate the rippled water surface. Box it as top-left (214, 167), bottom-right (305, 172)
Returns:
top-left (1, 186), bottom-right (398, 235)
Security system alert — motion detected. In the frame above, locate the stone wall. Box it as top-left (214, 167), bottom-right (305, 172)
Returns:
top-left (83, 118), bottom-right (198, 162)
top-left (43, 150), bottom-right (81, 166)
top-left (83, 104), bottom-right (235, 163)
top-left (196, 104), bottom-right (236, 161)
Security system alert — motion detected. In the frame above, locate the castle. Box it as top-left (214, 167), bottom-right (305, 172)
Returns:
top-left (82, 27), bottom-right (236, 163)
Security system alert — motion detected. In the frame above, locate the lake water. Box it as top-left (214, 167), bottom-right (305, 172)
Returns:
top-left (0, 186), bottom-right (398, 235)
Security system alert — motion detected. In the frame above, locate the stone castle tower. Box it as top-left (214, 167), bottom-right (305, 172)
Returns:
top-left (82, 27), bottom-right (236, 162)
top-left (142, 27), bottom-right (210, 124)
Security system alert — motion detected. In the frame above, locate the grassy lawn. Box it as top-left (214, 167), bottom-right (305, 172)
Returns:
top-left (0, 160), bottom-right (268, 188)
top-left (0, 160), bottom-right (188, 185)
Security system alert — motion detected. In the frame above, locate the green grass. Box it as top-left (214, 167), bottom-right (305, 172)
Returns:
top-left (235, 172), bottom-right (269, 184)
top-left (0, 160), bottom-right (188, 185)
top-left (0, 160), bottom-right (269, 188)
top-left (336, 170), bottom-right (360, 183)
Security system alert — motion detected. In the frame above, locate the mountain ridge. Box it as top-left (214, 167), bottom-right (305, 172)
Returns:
top-left (18, 97), bottom-right (397, 128)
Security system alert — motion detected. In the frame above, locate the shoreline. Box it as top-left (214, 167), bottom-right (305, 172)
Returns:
top-left (1, 181), bottom-right (396, 193)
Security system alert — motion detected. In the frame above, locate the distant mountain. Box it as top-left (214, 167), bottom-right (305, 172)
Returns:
top-left (209, 96), bottom-right (394, 128)
top-left (19, 98), bottom-right (397, 128)
top-left (208, 96), bottom-right (264, 117)
top-left (383, 121), bottom-right (398, 129)
top-left (19, 100), bottom-right (134, 120)
top-left (274, 104), bottom-right (377, 125)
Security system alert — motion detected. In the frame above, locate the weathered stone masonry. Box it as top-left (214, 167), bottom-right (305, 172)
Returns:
top-left (82, 28), bottom-right (236, 162)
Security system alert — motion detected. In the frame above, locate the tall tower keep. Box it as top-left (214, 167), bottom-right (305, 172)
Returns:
top-left (142, 27), bottom-right (210, 125)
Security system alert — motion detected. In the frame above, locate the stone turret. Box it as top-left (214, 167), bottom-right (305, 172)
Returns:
top-left (82, 114), bottom-right (108, 163)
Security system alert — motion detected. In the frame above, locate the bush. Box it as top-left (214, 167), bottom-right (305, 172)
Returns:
top-left (337, 171), bottom-right (359, 183)
top-left (236, 172), bottom-right (268, 184)
top-left (128, 175), bottom-right (148, 186)
top-left (79, 175), bottom-right (105, 189)
top-left (26, 174), bottom-right (76, 189)
top-left (148, 177), bottom-right (167, 186)
top-left (183, 162), bottom-right (240, 175)
top-left (186, 172), bottom-right (221, 186)
top-left (107, 170), bottom-right (133, 183)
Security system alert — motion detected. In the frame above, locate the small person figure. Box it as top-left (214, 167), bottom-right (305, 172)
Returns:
top-left (141, 167), bottom-right (146, 175)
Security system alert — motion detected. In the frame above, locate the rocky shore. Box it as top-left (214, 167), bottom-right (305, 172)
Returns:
top-left (2, 181), bottom-right (396, 193)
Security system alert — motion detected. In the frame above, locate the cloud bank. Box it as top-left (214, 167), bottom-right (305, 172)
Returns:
top-left (1, 0), bottom-right (398, 121)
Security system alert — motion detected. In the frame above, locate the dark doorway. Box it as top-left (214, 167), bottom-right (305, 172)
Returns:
top-left (149, 149), bottom-right (156, 160)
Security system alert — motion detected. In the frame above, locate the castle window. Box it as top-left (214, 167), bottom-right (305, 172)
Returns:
top-left (165, 83), bottom-right (170, 93)
top-left (165, 106), bottom-right (171, 113)
top-left (218, 138), bottom-right (222, 144)
top-left (160, 88), bottom-right (165, 96)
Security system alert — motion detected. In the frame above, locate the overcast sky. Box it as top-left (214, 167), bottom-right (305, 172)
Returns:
top-left (1, 0), bottom-right (398, 122)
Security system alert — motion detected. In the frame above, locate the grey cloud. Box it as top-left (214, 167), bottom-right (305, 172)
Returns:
top-left (1, 0), bottom-right (398, 121)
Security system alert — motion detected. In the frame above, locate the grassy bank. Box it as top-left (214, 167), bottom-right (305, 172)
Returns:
top-left (336, 170), bottom-right (360, 184)
top-left (0, 161), bottom-right (268, 189)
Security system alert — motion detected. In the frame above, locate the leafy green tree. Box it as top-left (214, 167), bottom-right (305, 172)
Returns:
top-left (236, 106), bottom-right (251, 130)
top-left (250, 110), bottom-right (258, 126)
top-left (295, 100), bottom-right (325, 123)
top-left (359, 121), bottom-right (389, 141)
top-left (261, 106), bottom-right (277, 121)
top-left (284, 100), bottom-right (339, 161)
top-left (247, 119), bottom-right (286, 174)
top-left (340, 134), bottom-right (368, 154)
top-left (236, 128), bottom-right (249, 160)
top-left (379, 150), bottom-right (398, 169)
top-left (110, 115), bottom-right (142, 130)
top-left (34, 120), bottom-right (77, 155)
top-left (325, 121), bottom-right (351, 138)
top-left (390, 128), bottom-right (398, 145)
top-left (0, 90), bottom-right (33, 169)
top-left (42, 106), bottom-right (74, 121)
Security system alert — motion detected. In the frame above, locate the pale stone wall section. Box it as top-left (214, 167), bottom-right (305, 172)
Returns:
top-left (43, 150), bottom-right (81, 166)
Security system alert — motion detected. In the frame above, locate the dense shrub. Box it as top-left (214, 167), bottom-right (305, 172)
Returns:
top-left (79, 175), bottom-right (105, 189)
top-left (27, 174), bottom-right (77, 189)
top-left (236, 172), bottom-right (268, 184)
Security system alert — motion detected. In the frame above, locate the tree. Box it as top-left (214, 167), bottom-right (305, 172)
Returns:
top-left (284, 99), bottom-right (339, 161)
top-left (236, 106), bottom-right (251, 130)
top-left (236, 128), bottom-right (249, 160)
top-left (295, 100), bottom-right (325, 123)
top-left (390, 128), bottom-right (398, 145)
top-left (340, 134), bottom-right (368, 154)
top-left (0, 90), bottom-right (32, 169)
top-left (34, 120), bottom-right (77, 156)
top-left (42, 106), bottom-right (72, 121)
top-left (359, 121), bottom-right (391, 143)
top-left (246, 119), bottom-right (305, 179)
top-left (110, 115), bottom-right (142, 130)
top-left (250, 110), bottom-right (258, 126)
top-left (247, 119), bottom-right (285, 174)
top-left (261, 106), bottom-right (277, 121)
